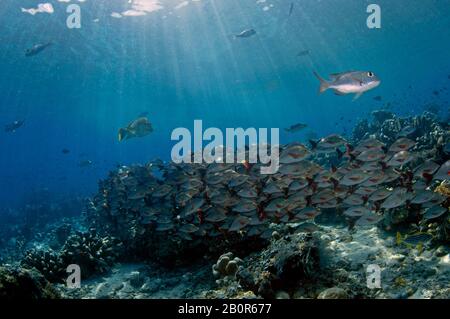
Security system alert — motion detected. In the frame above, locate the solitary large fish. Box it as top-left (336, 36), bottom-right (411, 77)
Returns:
top-left (118, 117), bottom-right (153, 142)
top-left (25, 42), bottom-right (53, 57)
top-left (285, 123), bottom-right (307, 133)
top-left (313, 70), bottom-right (380, 100)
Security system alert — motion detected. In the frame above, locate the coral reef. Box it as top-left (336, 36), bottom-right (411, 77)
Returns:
top-left (60, 229), bottom-right (123, 279)
top-left (212, 252), bottom-right (243, 285)
top-left (1, 108), bottom-right (448, 300)
top-left (20, 228), bottom-right (123, 282)
top-left (21, 248), bottom-right (65, 283)
top-left (0, 266), bottom-right (60, 300)
top-left (352, 111), bottom-right (449, 151)
top-left (242, 233), bottom-right (320, 298)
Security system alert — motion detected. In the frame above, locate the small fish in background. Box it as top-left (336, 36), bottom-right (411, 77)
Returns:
top-left (297, 50), bottom-right (310, 57)
top-left (118, 117), bottom-right (153, 142)
top-left (288, 2), bottom-right (294, 16)
top-left (397, 232), bottom-right (433, 247)
top-left (235, 29), bottom-right (256, 38)
top-left (309, 134), bottom-right (347, 150)
top-left (62, 148), bottom-right (70, 154)
top-left (78, 159), bottom-right (93, 168)
top-left (25, 42), bottom-right (53, 57)
top-left (284, 123), bottom-right (308, 133)
top-left (373, 95), bottom-right (382, 101)
top-left (313, 70), bottom-right (381, 100)
top-left (4, 120), bottom-right (25, 133)
top-left (295, 222), bottom-right (321, 233)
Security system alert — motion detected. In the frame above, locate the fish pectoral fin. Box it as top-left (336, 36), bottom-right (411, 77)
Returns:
top-left (353, 92), bottom-right (363, 101)
top-left (333, 89), bottom-right (346, 96)
top-left (118, 128), bottom-right (128, 142)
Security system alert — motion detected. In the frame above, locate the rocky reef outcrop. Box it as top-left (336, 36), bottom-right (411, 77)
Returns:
top-left (0, 266), bottom-right (60, 300)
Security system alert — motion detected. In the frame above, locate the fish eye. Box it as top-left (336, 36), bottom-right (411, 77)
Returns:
top-left (367, 72), bottom-right (374, 77)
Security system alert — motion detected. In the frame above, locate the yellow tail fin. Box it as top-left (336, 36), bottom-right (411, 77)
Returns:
top-left (396, 232), bottom-right (402, 245)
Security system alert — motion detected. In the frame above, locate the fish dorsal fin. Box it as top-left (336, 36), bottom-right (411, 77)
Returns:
top-left (330, 71), bottom-right (359, 80)
top-left (329, 73), bottom-right (342, 80)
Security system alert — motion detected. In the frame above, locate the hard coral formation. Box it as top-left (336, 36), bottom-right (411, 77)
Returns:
top-left (21, 248), bottom-right (65, 283)
top-left (212, 252), bottom-right (243, 279)
top-left (352, 111), bottom-right (448, 151)
top-left (20, 228), bottom-right (123, 282)
top-left (60, 228), bottom-right (123, 279)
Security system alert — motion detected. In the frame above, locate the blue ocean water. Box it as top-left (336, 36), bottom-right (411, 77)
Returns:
top-left (0, 0), bottom-right (449, 209)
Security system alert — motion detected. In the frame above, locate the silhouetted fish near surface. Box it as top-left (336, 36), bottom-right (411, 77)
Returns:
top-left (313, 70), bottom-right (381, 100)
top-left (4, 120), bottom-right (24, 132)
top-left (235, 29), bottom-right (256, 38)
top-left (62, 148), bottom-right (70, 154)
top-left (25, 42), bottom-right (53, 57)
top-left (289, 3), bottom-right (294, 16)
top-left (285, 123), bottom-right (307, 133)
top-left (297, 50), bottom-right (310, 57)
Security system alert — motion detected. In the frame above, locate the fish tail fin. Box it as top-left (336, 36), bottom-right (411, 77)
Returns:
top-left (313, 71), bottom-right (329, 94)
top-left (309, 139), bottom-right (318, 150)
top-left (118, 128), bottom-right (127, 142)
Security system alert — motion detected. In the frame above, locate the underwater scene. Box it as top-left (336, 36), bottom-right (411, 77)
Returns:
top-left (0, 0), bottom-right (449, 301)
